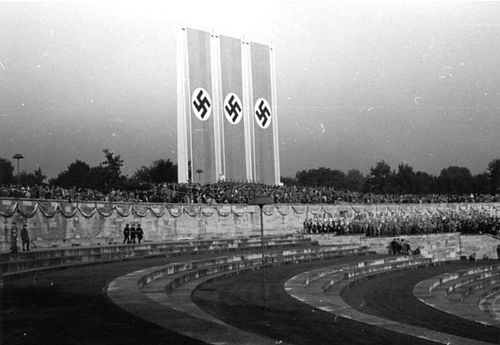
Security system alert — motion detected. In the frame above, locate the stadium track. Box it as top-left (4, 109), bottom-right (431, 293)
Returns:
top-left (2, 253), bottom-right (499, 344)
top-left (192, 258), bottom-right (500, 345)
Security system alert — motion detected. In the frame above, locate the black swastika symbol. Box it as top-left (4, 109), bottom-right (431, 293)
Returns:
top-left (193, 89), bottom-right (211, 120)
top-left (225, 94), bottom-right (242, 124)
top-left (255, 99), bottom-right (271, 128)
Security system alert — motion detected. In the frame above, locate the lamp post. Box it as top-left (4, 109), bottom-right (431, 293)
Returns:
top-left (249, 194), bottom-right (274, 309)
top-left (12, 153), bottom-right (24, 184)
top-left (195, 169), bottom-right (203, 184)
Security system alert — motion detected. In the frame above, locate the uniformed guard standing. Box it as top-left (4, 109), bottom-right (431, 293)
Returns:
top-left (130, 224), bottom-right (136, 244)
top-left (136, 224), bottom-right (144, 244)
top-left (10, 222), bottom-right (19, 253)
top-left (123, 224), bottom-right (130, 244)
top-left (21, 223), bottom-right (30, 251)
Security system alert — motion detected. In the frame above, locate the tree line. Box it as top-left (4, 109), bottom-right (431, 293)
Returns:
top-left (282, 159), bottom-right (500, 195)
top-left (1, 150), bottom-right (500, 195)
top-left (0, 149), bottom-right (177, 190)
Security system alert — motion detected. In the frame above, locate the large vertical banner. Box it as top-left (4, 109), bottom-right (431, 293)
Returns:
top-left (177, 26), bottom-right (279, 185)
top-left (177, 26), bottom-right (189, 184)
top-left (219, 35), bottom-right (249, 182)
top-left (249, 42), bottom-right (279, 185)
top-left (186, 28), bottom-right (218, 184)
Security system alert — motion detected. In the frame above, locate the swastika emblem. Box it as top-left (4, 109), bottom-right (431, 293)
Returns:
top-left (254, 98), bottom-right (271, 129)
top-left (223, 93), bottom-right (242, 125)
top-left (191, 87), bottom-right (212, 121)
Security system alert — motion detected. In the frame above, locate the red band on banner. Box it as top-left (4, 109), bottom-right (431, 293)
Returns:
top-left (187, 28), bottom-right (216, 184)
top-left (251, 42), bottom-right (276, 185)
top-left (220, 35), bottom-right (247, 182)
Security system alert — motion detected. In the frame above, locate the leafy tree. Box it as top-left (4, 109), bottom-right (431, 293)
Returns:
top-left (344, 169), bottom-right (365, 192)
top-left (0, 157), bottom-right (14, 185)
top-left (50, 150), bottom-right (125, 190)
top-left (488, 159), bottom-right (500, 194)
top-left (295, 167), bottom-right (345, 188)
top-left (437, 166), bottom-right (473, 194)
top-left (149, 159), bottom-right (177, 183)
top-left (87, 165), bottom-right (108, 190)
top-left (295, 169), bottom-right (319, 186)
top-left (50, 160), bottom-right (91, 188)
top-left (19, 167), bottom-right (47, 186)
top-left (131, 159), bottom-right (177, 185)
top-left (99, 149), bottom-right (125, 189)
top-left (328, 169), bottom-right (346, 189)
top-left (131, 166), bottom-right (151, 184)
top-left (394, 163), bottom-right (415, 194)
top-left (472, 172), bottom-right (490, 194)
top-left (280, 176), bottom-right (297, 186)
top-left (412, 171), bottom-right (437, 194)
top-left (366, 161), bottom-right (394, 194)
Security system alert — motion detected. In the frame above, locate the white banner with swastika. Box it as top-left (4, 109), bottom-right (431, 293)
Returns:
top-left (249, 42), bottom-right (279, 185)
top-left (177, 26), bottom-right (279, 185)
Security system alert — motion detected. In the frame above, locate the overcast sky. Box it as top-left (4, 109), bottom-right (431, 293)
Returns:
top-left (1, 1), bottom-right (499, 180)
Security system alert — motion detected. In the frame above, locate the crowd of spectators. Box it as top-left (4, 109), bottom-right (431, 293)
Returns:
top-left (2, 182), bottom-right (500, 205)
top-left (2, 182), bottom-right (499, 239)
top-left (303, 212), bottom-right (500, 237)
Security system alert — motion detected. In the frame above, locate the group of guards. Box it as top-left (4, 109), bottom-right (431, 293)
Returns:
top-left (388, 238), bottom-right (420, 255)
top-left (122, 223), bottom-right (144, 244)
top-left (9, 222), bottom-right (30, 253)
top-left (303, 218), bottom-right (353, 235)
top-left (7, 221), bottom-right (146, 253)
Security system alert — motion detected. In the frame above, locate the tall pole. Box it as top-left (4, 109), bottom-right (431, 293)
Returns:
top-left (249, 194), bottom-right (273, 310)
top-left (260, 205), bottom-right (266, 309)
top-left (12, 154), bottom-right (24, 185)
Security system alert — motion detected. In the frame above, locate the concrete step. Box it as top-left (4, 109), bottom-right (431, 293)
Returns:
top-left (139, 246), bottom-right (371, 294)
top-left (479, 288), bottom-right (500, 320)
top-left (108, 246), bottom-right (371, 345)
top-left (322, 258), bottom-right (433, 293)
top-left (0, 235), bottom-right (312, 262)
top-left (287, 255), bottom-right (428, 289)
top-left (325, 258), bottom-right (438, 296)
top-left (447, 272), bottom-right (500, 302)
top-left (284, 258), bottom-right (489, 345)
top-left (3, 236), bottom-right (350, 280)
top-left (414, 263), bottom-right (500, 327)
top-left (420, 264), bottom-right (500, 301)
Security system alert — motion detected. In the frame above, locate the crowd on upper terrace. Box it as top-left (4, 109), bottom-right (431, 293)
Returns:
top-left (1, 182), bottom-right (500, 204)
top-left (303, 212), bottom-right (500, 237)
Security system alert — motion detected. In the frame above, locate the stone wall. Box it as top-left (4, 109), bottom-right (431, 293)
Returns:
top-left (459, 234), bottom-right (500, 260)
top-left (0, 199), bottom-right (307, 250)
top-left (309, 233), bottom-right (500, 261)
top-left (1, 199), bottom-right (499, 260)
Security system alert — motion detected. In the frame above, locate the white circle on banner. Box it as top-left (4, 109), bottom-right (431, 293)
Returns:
top-left (223, 93), bottom-right (243, 125)
top-left (191, 87), bottom-right (212, 121)
top-left (254, 98), bottom-right (271, 129)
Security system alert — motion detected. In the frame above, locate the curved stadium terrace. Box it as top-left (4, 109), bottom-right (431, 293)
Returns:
top-left (1, 194), bottom-right (500, 344)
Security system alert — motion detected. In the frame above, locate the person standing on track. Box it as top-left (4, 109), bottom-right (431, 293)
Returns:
top-left (136, 224), bottom-right (144, 244)
top-left (130, 224), bottom-right (136, 244)
top-left (21, 223), bottom-right (30, 251)
top-left (123, 224), bottom-right (130, 244)
top-left (10, 222), bottom-right (19, 253)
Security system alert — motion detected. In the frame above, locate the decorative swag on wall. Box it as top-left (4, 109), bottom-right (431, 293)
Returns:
top-left (1, 199), bottom-right (499, 221)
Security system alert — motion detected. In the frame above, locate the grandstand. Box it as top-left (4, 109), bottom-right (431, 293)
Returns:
top-left (2, 187), bottom-right (500, 344)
